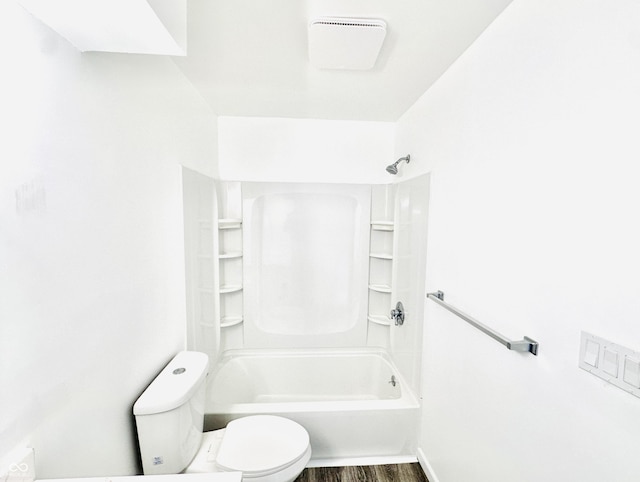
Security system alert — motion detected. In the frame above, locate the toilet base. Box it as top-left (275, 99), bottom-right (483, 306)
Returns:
top-left (185, 430), bottom-right (311, 482)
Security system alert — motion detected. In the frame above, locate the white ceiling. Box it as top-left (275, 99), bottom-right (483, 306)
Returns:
top-left (17, 0), bottom-right (187, 55)
top-left (173, 0), bottom-right (514, 122)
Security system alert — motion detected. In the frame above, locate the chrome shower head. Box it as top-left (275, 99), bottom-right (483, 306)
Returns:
top-left (386, 154), bottom-right (410, 175)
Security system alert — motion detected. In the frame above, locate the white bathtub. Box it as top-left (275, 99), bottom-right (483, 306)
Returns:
top-left (204, 348), bottom-right (420, 466)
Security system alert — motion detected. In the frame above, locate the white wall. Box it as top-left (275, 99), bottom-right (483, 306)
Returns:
top-left (396, 0), bottom-right (640, 480)
top-left (218, 116), bottom-right (395, 184)
top-left (0, 2), bottom-right (218, 478)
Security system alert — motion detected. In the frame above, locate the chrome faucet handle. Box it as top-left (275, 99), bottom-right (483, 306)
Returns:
top-left (389, 301), bottom-right (405, 326)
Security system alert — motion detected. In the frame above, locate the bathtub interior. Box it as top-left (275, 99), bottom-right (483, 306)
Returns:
top-left (207, 348), bottom-right (404, 406)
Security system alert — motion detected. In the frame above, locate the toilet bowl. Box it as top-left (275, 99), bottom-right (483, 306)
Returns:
top-left (133, 351), bottom-right (311, 482)
top-left (186, 415), bottom-right (311, 482)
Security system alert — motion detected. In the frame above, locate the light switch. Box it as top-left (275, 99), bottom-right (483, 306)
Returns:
top-left (623, 356), bottom-right (640, 388)
top-left (602, 347), bottom-right (619, 377)
top-left (579, 331), bottom-right (640, 399)
top-left (584, 339), bottom-right (600, 367)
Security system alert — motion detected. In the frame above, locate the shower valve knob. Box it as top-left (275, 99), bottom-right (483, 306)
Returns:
top-left (389, 301), bottom-right (405, 326)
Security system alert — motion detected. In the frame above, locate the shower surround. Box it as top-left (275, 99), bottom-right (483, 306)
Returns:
top-left (183, 173), bottom-right (430, 465)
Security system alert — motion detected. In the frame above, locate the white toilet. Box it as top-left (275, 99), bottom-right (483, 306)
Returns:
top-left (133, 351), bottom-right (311, 482)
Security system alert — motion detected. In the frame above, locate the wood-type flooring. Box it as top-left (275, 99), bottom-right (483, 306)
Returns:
top-left (295, 463), bottom-right (430, 482)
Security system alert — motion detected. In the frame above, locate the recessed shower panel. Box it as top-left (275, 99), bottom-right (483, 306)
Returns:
top-left (389, 174), bottom-right (430, 395)
top-left (243, 182), bottom-right (370, 348)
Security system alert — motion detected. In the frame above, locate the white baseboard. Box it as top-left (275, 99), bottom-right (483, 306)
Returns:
top-left (417, 448), bottom-right (440, 482)
top-left (307, 454), bottom-right (418, 468)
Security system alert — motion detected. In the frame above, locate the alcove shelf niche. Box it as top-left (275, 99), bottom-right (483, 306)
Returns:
top-left (367, 184), bottom-right (397, 347)
top-left (216, 182), bottom-right (244, 349)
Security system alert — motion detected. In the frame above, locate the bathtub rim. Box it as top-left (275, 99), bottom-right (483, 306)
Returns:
top-left (205, 346), bottom-right (420, 412)
top-left (214, 346), bottom-right (408, 363)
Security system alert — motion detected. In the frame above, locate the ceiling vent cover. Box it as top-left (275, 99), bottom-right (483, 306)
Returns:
top-left (308, 17), bottom-right (387, 70)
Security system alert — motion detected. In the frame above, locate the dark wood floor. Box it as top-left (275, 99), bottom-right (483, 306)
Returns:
top-left (295, 463), bottom-right (429, 482)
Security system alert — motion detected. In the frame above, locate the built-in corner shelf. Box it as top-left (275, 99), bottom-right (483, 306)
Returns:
top-left (367, 185), bottom-right (397, 342)
top-left (369, 252), bottom-right (393, 260)
top-left (219, 251), bottom-right (243, 259)
top-left (368, 284), bottom-right (392, 293)
top-left (367, 315), bottom-right (391, 326)
top-left (217, 200), bottom-right (243, 330)
top-left (220, 316), bottom-right (244, 328)
top-left (219, 218), bottom-right (242, 230)
top-left (219, 284), bottom-right (243, 294)
top-left (215, 181), bottom-right (244, 354)
top-left (371, 221), bottom-right (394, 231)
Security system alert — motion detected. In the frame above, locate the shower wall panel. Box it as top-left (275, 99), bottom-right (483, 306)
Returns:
top-left (390, 174), bottom-right (430, 395)
top-left (182, 167), bottom-right (218, 356)
top-left (243, 182), bottom-right (371, 348)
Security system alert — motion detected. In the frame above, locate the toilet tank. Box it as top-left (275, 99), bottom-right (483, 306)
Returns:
top-left (133, 351), bottom-right (209, 475)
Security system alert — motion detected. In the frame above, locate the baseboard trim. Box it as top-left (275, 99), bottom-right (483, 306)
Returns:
top-left (307, 454), bottom-right (418, 468)
top-left (417, 448), bottom-right (440, 482)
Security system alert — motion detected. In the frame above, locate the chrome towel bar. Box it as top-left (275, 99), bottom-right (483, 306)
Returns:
top-left (426, 291), bottom-right (539, 356)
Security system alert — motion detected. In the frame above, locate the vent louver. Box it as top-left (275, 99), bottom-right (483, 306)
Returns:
top-left (308, 17), bottom-right (387, 70)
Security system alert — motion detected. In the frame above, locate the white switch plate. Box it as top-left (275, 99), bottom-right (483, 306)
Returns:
top-left (580, 331), bottom-right (640, 399)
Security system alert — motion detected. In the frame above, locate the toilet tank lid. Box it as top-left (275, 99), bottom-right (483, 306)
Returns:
top-left (133, 351), bottom-right (209, 416)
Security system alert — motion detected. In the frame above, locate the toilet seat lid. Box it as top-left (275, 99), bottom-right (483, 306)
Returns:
top-left (216, 415), bottom-right (310, 476)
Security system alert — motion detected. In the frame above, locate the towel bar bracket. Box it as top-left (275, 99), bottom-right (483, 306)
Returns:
top-left (432, 290), bottom-right (445, 301)
top-left (508, 336), bottom-right (539, 356)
